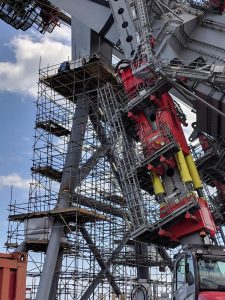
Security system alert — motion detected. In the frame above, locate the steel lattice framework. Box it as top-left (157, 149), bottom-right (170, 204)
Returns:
top-left (2, 0), bottom-right (225, 299)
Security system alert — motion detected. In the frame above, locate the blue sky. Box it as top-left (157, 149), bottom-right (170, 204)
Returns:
top-left (0, 20), bottom-right (71, 251)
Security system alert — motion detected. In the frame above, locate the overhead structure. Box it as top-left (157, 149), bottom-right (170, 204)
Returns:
top-left (2, 0), bottom-right (225, 300)
top-left (6, 56), bottom-right (173, 299)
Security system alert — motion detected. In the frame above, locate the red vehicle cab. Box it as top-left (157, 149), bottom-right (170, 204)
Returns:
top-left (172, 246), bottom-right (225, 300)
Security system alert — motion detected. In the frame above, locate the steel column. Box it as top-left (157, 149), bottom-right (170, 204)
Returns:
top-left (135, 242), bottom-right (150, 281)
top-left (36, 95), bottom-right (90, 300)
top-left (48, 248), bottom-right (64, 300)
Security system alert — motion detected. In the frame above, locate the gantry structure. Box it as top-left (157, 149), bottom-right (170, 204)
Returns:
top-left (2, 0), bottom-right (225, 299)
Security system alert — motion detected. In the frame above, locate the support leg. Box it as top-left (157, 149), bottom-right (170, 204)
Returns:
top-left (36, 95), bottom-right (90, 300)
top-left (48, 248), bottom-right (64, 300)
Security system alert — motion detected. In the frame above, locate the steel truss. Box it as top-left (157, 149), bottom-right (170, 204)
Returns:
top-left (6, 56), bottom-right (173, 300)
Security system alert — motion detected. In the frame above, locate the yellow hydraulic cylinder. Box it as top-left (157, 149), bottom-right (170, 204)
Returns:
top-left (151, 171), bottom-right (165, 195)
top-left (175, 149), bottom-right (193, 184)
top-left (185, 154), bottom-right (203, 190)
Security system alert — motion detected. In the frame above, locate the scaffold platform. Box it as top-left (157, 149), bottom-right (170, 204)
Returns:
top-left (9, 206), bottom-right (108, 223)
top-left (40, 56), bottom-right (119, 101)
top-left (36, 120), bottom-right (71, 137)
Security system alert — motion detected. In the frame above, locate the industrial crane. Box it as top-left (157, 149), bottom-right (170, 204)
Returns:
top-left (100, 1), bottom-right (225, 299)
top-left (1, 0), bottom-right (225, 299)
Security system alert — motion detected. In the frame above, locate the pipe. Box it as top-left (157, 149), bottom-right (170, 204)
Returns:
top-left (151, 171), bottom-right (165, 195)
top-left (175, 149), bottom-right (193, 184)
top-left (185, 154), bottom-right (203, 190)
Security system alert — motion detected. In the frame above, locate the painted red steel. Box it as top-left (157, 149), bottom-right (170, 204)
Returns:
top-left (0, 252), bottom-right (27, 300)
top-left (198, 291), bottom-right (225, 299)
top-left (160, 197), bottom-right (216, 241)
top-left (119, 64), bottom-right (217, 243)
top-left (211, 0), bottom-right (225, 13)
top-left (120, 67), bottom-right (189, 155)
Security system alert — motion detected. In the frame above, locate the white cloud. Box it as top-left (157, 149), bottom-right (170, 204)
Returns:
top-left (0, 173), bottom-right (30, 190)
top-left (180, 102), bottom-right (196, 140)
top-left (171, 95), bottom-right (196, 140)
top-left (0, 25), bottom-right (71, 96)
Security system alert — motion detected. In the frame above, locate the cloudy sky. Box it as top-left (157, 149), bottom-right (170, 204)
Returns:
top-left (0, 19), bottom-right (195, 252)
top-left (0, 20), bottom-right (71, 251)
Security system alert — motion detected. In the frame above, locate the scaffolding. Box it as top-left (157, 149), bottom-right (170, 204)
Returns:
top-left (6, 56), bottom-right (174, 299)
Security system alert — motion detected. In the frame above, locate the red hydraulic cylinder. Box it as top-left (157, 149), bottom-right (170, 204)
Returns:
top-left (0, 252), bottom-right (27, 300)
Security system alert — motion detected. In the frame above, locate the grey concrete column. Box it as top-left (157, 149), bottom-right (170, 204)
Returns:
top-left (36, 95), bottom-right (89, 300)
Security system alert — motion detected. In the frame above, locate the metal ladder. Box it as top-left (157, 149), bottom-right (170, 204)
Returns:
top-left (98, 83), bottom-right (147, 228)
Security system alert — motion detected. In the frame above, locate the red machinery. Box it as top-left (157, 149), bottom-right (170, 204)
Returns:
top-left (117, 57), bottom-right (225, 298)
top-left (173, 246), bottom-right (225, 300)
top-left (118, 63), bottom-right (217, 245)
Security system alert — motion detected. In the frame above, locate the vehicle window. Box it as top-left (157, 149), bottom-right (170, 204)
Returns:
top-left (198, 259), bottom-right (225, 291)
top-left (186, 255), bottom-right (195, 286)
top-left (176, 257), bottom-right (185, 290)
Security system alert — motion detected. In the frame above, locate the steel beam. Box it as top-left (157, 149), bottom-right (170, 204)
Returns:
top-left (75, 143), bottom-right (110, 187)
top-left (50, 0), bottom-right (119, 47)
top-left (73, 193), bottom-right (128, 218)
top-left (159, 70), bottom-right (225, 119)
top-left (80, 225), bottom-right (121, 296)
top-left (36, 95), bottom-right (90, 300)
top-left (89, 109), bottom-right (123, 187)
top-left (157, 246), bottom-right (173, 272)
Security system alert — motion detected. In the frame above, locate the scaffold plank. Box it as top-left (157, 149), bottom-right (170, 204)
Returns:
top-left (31, 166), bottom-right (62, 182)
top-left (36, 120), bottom-right (71, 137)
top-left (9, 206), bottom-right (108, 223)
top-left (40, 57), bottom-right (118, 100)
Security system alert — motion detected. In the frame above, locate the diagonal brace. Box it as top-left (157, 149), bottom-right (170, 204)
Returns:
top-left (80, 225), bottom-right (121, 296)
top-left (75, 143), bottom-right (110, 187)
top-left (80, 232), bottom-right (130, 300)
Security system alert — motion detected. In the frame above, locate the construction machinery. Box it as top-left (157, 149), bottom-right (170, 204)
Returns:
top-left (1, 0), bottom-right (225, 299)
top-left (173, 245), bottom-right (225, 300)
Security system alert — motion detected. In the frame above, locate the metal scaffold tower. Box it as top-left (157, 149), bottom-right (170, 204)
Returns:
top-left (2, 0), bottom-right (225, 298)
top-left (6, 56), bottom-right (173, 300)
